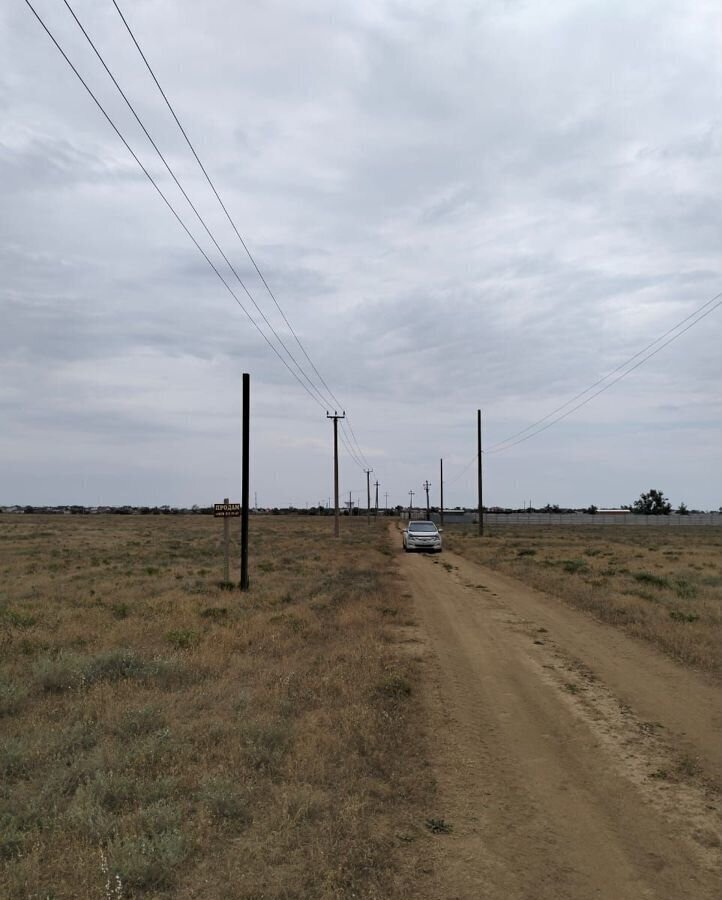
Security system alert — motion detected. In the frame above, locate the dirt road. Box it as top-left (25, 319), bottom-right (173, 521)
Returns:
top-left (393, 535), bottom-right (720, 900)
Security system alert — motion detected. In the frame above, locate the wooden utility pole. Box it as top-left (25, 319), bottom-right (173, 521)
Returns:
top-left (240, 373), bottom-right (250, 589)
top-left (439, 458), bottom-right (444, 527)
top-left (477, 409), bottom-right (484, 537)
top-left (408, 489), bottom-right (415, 518)
top-left (364, 468), bottom-right (373, 526)
top-left (326, 411), bottom-right (345, 537)
top-left (423, 480), bottom-right (431, 518)
top-left (374, 480), bottom-right (379, 518)
top-left (222, 496), bottom-right (230, 583)
top-left (384, 491), bottom-right (389, 512)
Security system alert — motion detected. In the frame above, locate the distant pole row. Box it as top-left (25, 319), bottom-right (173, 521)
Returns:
top-left (326, 409), bottom-right (485, 537)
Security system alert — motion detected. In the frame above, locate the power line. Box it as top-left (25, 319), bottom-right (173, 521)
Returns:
top-left (23, 0), bottom-right (330, 413)
top-left (61, 0), bottom-right (336, 413)
top-left (28, 0), bottom-right (377, 487)
top-left (339, 428), bottom-right (366, 471)
top-left (343, 416), bottom-right (372, 469)
top-left (110, 0), bottom-right (372, 467)
top-left (446, 291), bottom-right (721, 481)
top-left (445, 451), bottom-right (479, 485)
top-left (488, 291), bottom-right (722, 451)
top-left (488, 297), bottom-right (722, 454)
top-left (339, 420), bottom-right (369, 471)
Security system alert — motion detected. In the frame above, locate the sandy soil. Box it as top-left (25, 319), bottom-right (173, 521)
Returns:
top-left (392, 530), bottom-right (720, 900)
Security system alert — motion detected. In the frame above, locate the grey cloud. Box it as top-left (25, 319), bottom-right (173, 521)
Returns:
top-left (0, 0), bottom-right (719, 508)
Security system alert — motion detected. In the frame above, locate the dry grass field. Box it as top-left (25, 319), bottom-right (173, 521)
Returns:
top-left (0, 514), bottom-right (432, 899)
top-left (444, 525), bottom-right (722, 676)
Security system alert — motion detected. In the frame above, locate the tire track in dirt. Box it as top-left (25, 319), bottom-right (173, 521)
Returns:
top-left (392, 531), bottom-right (720, 900)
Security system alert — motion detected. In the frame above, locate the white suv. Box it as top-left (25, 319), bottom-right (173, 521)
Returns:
top-left (403, 520), bottom-right (442, 553)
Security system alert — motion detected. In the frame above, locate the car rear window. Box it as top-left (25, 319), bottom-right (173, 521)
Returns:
top-left (409, 522), bottom-right (437, 532)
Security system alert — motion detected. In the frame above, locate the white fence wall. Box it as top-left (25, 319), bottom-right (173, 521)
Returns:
top-left (468, 513), bottom-right (720, 527)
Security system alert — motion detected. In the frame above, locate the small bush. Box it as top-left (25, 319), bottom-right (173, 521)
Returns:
top-left (516, 548), bottom-right (537, 557)
top-left (1, 608), bottom-right (36, 628)
top-left (0, 738), bottom-right (28, 780)
top-left (83, 649), bottom-right (149, 685)
top-left (115, 706), bottom-right (166, 740)
top-left (134, 801), bottom-right (182, 835)
top-left (632, 571), bottom-right (670, 589)
top-left (0, 822), bottom-right (24, 860)
top-left (108, 830), bottom-right (187, 890)
top-left (239, 721), bottom-right (290, 773)
top-left (33, 652), bottom-right (83, 693)
top-left (377, 673), bottom-right (412, 699)
top-left (201, 777), bottom-right (251, 825)
top-left (66, 783), bottom-right (116, 841)
top-left (56, 718), bottom-right (99, 755)
top-left (669, 610), bottom-right (700, 623)
top-left (85, 770), bottom-right (139, 812)
top-left (111, 602), bottom-right (130, 619)
top-left (673, 578), bottom-right (697, 600)
top-left (425, 817), bottom-right (452, 834)
top-left (561, 559), bottom-right (588, 574)
top-left (200, 607), bottom-right (228, 620)
top-left (0, 677), bottom-right (28, 716)
top-left (166, 629), bottom-right (200, 650)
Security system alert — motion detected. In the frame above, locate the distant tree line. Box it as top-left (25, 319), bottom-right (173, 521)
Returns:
top-left (3, 491), bottom-right (714, 516)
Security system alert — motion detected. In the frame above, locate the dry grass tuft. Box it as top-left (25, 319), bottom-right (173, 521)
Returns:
top-left (445, 525), bottom-right (721, 675)
top-left (0, 514), bottom-right (432, 898)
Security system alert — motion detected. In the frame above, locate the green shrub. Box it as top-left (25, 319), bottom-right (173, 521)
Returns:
top-left (239, 721), bottom-right (290, 772)
top-left (0, 738), bottom-right (28, 780)
top-left (561, 559), bottom-right (588, 574)
top-left (83, 649), bottom-right (149, 685)
top-left (673, 578), bottom-right (697, 600)
top-left (108, 830), bottom-right (187, 890)
top-left (200, 607), bottom-right (228, 620)
top-left (33, 652), bottom-right (83, 693)
top-left (632, 571), bottom-right (670, 589)
top-left (134, 801), bottom-right (182, 835)
top-left (200, 777), bottom-right (251, 825)
top-left (0, 821), bottom-right (24, 860)
top-left (0, 677), bottom-right (28, 716)
top-left (1, 608), bottom-right (36, 628)
top-left (115, 706), bottom-right (166, 740)
top-left (165, 630), bottom-right (200, 650)
top-left (377, 673), bottom-right (412, 699)
top-left (669, 610), bottom-right (700, 623)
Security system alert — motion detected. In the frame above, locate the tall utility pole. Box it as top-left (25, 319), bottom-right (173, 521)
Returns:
top-left (477, 409), bottom-right (484, 537)
top-left (240, 373), bottom-right (250, 590)
top-left (364, 468), bottom-right (373, 526)
top-left (439, 458), bottom-right (444, 527)
top-left (374, 480), bottom-right (379, 518)
top-left (423, 480), bottom-right (431, 518)
top-left (326, 410), bottom-right (345, 537)
top-left (384, 491), bottom-right (389, 512)
top-left (408, 489), bottom-right (415, 519)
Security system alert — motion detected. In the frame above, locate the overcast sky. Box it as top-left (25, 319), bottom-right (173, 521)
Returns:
top-left (2, 0), bottom-right (720, 510)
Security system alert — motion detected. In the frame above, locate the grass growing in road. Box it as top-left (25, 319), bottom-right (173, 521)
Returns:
top-left (0, 514), bottom-right (430, 898)
top-left (444, 525), bottom-right (721, 675)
